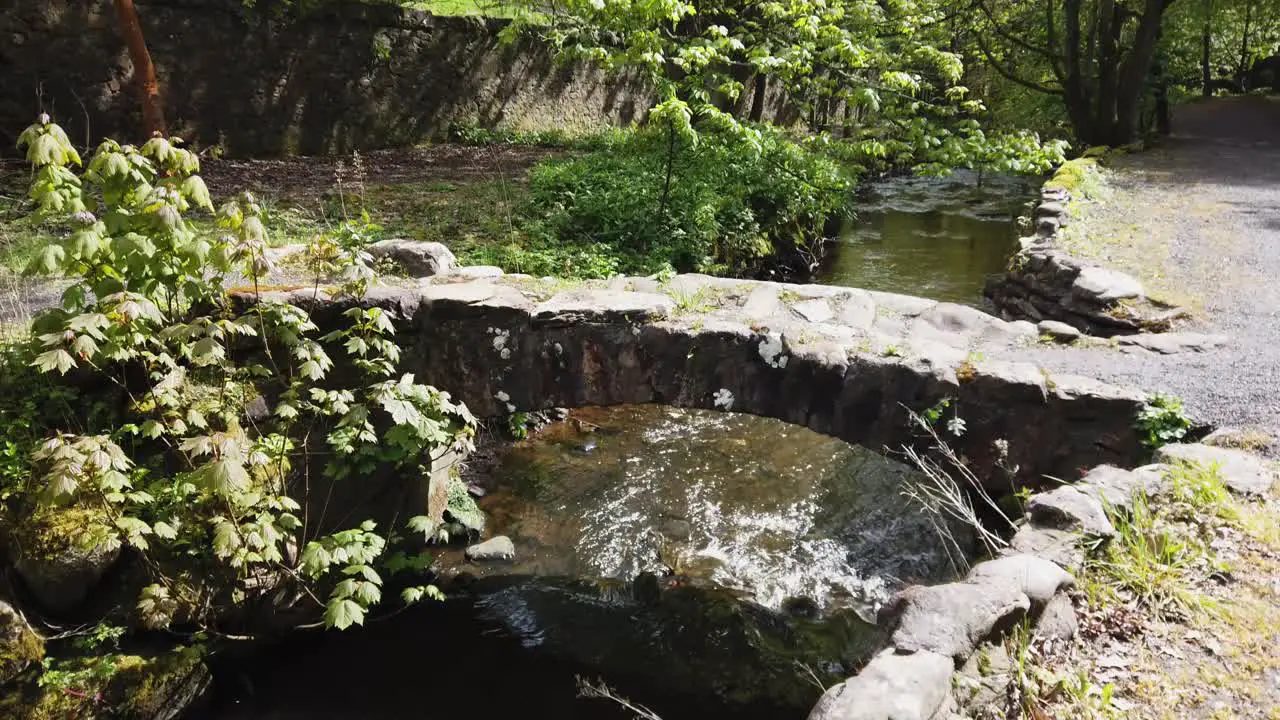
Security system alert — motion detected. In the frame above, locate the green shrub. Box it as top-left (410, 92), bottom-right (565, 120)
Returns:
top-left (475, 125), bottom-right (854, 279)
top-left (13, 116), bottom-right (476, 639)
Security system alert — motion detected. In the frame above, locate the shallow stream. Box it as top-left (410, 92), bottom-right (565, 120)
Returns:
top-left (819, 169), bottom-right (1037, 306)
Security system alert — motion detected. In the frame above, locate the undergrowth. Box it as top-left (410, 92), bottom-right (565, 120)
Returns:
top-left (1083, 461), bottom-right (1235, 620)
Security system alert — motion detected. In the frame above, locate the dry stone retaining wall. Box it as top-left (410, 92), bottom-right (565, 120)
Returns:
top-left (240, 255), bottom-right (1224, 720)
top-left (1, 1), bottom-right (648, 157)
top-left (0, 0), bottom-right (790, 156)
top-left (986, 184), bottom-right (1186, 337)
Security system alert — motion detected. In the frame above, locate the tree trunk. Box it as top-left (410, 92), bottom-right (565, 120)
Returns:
top-left (1238, 0), bottom-right (1254, 87)
top-left (1202, 0), bottom-right (1213, 96)
top-left (1202, 27), bottom-right (1213, 96)
top-left (1112, 0), bottom-right (1171, 144)
top-left (1095, 0), bottom-right (1121, 140)
top-left (113, 0), bottom-right (166, 139)
top-left (749, 74), bottom-right (767, 123)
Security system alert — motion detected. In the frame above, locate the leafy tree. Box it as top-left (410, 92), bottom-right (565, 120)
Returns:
top-left (968, 0), bottom-right (1183, 146)
top-left (1161, 0), bottom-right (1280, 94)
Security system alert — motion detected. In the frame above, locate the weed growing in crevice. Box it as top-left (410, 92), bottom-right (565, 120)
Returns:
top-left (1134, 391), bottom-right (1191, 450)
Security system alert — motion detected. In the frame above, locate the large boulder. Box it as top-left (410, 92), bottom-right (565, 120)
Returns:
top-left (367, 239), bottom-right (457, 277)
top-left (0, 600), bottom-right (43, 686)
top-left (8, 507), bottom-right (121, 614)
top-left (880, 580), bottom-right (1031, 663)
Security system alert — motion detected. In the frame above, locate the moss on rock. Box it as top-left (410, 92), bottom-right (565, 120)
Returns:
top-left (0, 646), bottom-right (210, 720)
top-left (105, 646), bottom-right (210, 719)
top-left (1044, 157), bottom-right (1100, 196)
top-left (9, 506), bottom-right (120, 613)
top-left (0, 601), bottom-right (44, 686)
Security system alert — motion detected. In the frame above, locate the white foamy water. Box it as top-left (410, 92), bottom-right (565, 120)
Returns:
top-left (470, 406), bottom-right (974, 613)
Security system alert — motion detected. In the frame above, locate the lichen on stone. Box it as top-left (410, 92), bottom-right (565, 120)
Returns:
top-left (712, 388), bottom-right (735, 410)
top-left (757, 332), bottom-right (789, 369)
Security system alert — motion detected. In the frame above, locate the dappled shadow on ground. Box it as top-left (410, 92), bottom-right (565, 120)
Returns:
top-left (197, 143), bottom-right (558, 197)
top-left (1131, 96), bottom-right (1280, 190)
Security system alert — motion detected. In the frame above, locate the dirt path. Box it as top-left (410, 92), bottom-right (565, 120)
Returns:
top-left (1010, 96), bottom-right (1280, 430)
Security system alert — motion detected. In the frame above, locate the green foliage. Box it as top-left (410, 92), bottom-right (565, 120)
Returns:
top-left (1134, 392), bottom-right (1192, 450)
top-left (1089, 491), bottom-right (1214, 617)
top-left (1045, 157), bottom-right (1104, 198)
top-left (507, 411), bottom-right (532, 439)
top-left (1161, 0), bottom-right (1280, 92)
top-left (508, 0), bottom-right (1074, 175)
top-left (9, 117), bottom-right (477, 640)
top-left (449, 124), bottom-right (576, 148)
top-left (476, 125), bottom-right (853, 278)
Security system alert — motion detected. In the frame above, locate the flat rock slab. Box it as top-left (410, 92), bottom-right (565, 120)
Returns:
top-left (1071, 266), bottom-right (1144, 302)
top-left (1007, 525), bottom-right (1084, 570)
top-left (882, 580), bottom-right (1031, 662)
top-left (453, 265), bottom-right (505, 279)
top-left (533, 289), bottom-right (674, 325)
top-left (792, 298), bottom-right (835, 324)
top-left (1154, 443), bottom-right (1277, 496)
top-left (807, 649), bottom-right (954, 720)
top-left (1117, 333), bottom-right (1228, 354)
top-left (1026, 485), bottom-right (1115, 537)
top-left (1039, 319), bottom-right (1082, 341)
top-left (1075, 463), bottom-right (1170, 510)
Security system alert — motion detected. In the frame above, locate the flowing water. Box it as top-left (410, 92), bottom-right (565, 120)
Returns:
top-left (438, 405), bottom-right (966, 613)
top-left (819, 170), bottom-right (1038, 305)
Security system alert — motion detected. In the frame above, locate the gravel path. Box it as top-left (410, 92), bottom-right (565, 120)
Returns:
top-left (1006, 96), bottom-right (1280, 429)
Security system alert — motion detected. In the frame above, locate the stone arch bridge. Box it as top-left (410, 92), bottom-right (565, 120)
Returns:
top-left (255, 271), bottom-right (1149, 487)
